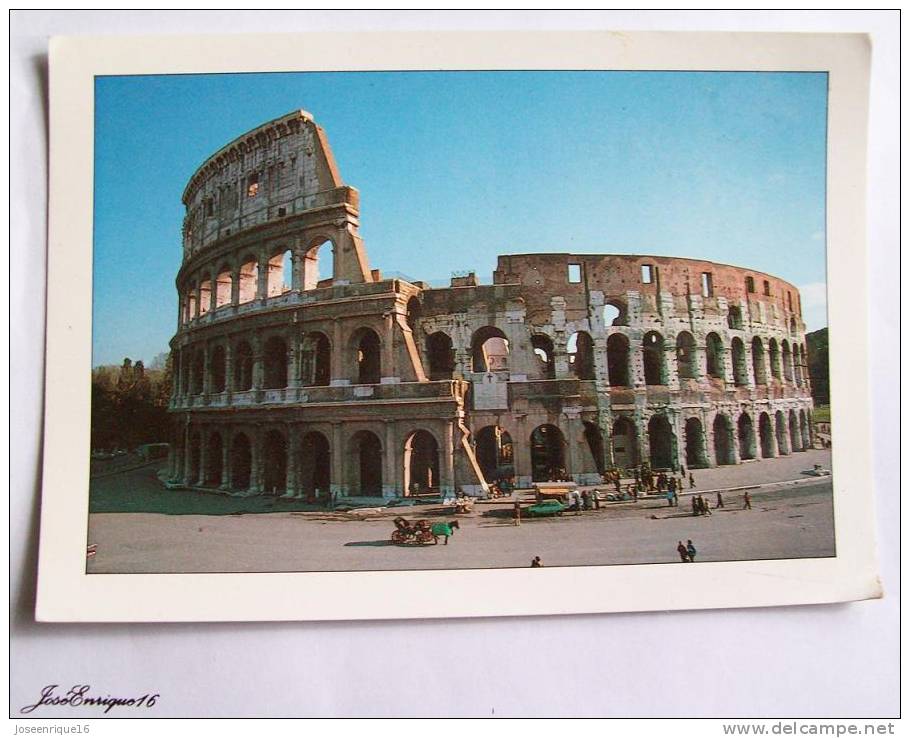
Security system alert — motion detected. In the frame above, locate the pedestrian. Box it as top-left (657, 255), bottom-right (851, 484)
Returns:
top-left (672, 489), bottom-right (679, 507)
top-left (743, 491), bottom-right (752, 510)
top-left (677, 541), bottom-right (689, 562)
top-left (666, 488), bottom-right (674, 507)
top-left (681, 464), bottom-right (686, 477)
top-left (716, 491), bottom-right (724, 508)
top-left (614, 476), bottom-right (622, 494)
top-left (581, 490), bottom-right (591, 511)
top-left (513, 499), bottom-right (522, 525)
top-left (691, 495), bottom-right (699, 516)
top-left (686, 539), bottom-right (697, 562)
top-left (703, 496), bottom-right (712, 516)
top-left (531, 556), bottom-right (542, 568)
top-left (593, 490), bottom-right (600, 510)
top-left (668, 476), bottom-right (677, 494)
top-left (689, 473), bottom-right (696, 489)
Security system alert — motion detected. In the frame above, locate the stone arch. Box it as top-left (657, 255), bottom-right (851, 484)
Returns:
top-left (352, 327), bottom-right (382, 384)
top-left (405, 296), bottom-right (422, 333)
top-left (759, 412), bottom-right (775, 458)
top-left (799, 409), bottom-right (811, 449)
top-left (198, 278), bottom-right (212, 316)
top-left (768, 338), bottom-right (782, 380)
top-left (737, 412), bottom-right (756, 460)
top-left (713, 414), bottom-right (736, 465)
top-left (684, 417), bottom-right (708, 469)
top-left (301, 331), bottom-right (331, 387)
top-left (782, 340), bottom-right (794, 383)
top-left (303, 238), bottom-right (334, 290)
top-left (262, 429), bottom-right (287, 495)
top-left (530, 334), bottom-right (555, 380)
top-left (751, 336), bottom-right (767, 385)
top-left (403, 429), bottom-right (440, 495)
top-left (775, 410), bottom-right (790, 455)
top-left (583, 421), bottom-right (606, 475)
top-left (351, 429), bottom-right (383, 495)
top-left (471, 326), bottom-right (509, 373)
top-left (299, 430), bottom-right (331, 502)
top-left (731, 337), bottom-right (749, 386)
top-left (603, 299), bottom-right (628, 327)
top-left (215, 265), bottom-right (233, 308)
top-left (474, 425), bottom-right (514, 482)
top-left (607, 333), bottom-right (631, 387)
top-left (611, 416), bottom-right (638, 469)
top-left (229, 432), bottom-right (252, 492)
top-left (233, 340), bottom-right (253, 391)
top-left (706, 332), bottom-right (725, 379)
top-left (567, 331), bottom-right (595, 380)
top-left (727, 305), bottom-right (743, 330)
top-left (530, 424), bottom-right (566, 482)
top-left (676, 331), bottom-right (697, 380)
top-left (266, 248), bottom-right (293, 297)
top-left (426, 331), bottom-right (455, 380)
top-left (642, 331), bottom-right (666, 386)
top-left (789, 409), bottom-right (802, 451)
top-left (210, 344), bottom-right (226, 393)
top-left (205, 431), bottom-right (223, 486)
top-left (238, 257), bottom-right (258, 303)
top-left (263, 335), bottom-right (288, 389)
top-left (190, 350), bottom-right (204, 394)
top-left (647, 414), bottom-right (676, 469)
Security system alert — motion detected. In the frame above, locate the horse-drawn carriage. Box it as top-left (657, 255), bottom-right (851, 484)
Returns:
top-left (391, 517), bottom-right (460, 545)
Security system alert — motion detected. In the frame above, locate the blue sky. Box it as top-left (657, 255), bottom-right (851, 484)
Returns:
top-left (93, 70), bottom-right (828, 367)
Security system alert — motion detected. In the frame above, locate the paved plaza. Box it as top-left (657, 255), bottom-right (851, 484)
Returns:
top-left (87, 450), bottom-right (835, 574)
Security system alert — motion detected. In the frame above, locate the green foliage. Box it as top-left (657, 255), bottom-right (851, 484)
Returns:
top-left (805, 328), bottom-right (829, 406)
top-left (812, 405), bottom-right (831, 424)
top-left (91, 355), bottom-right (172, 451)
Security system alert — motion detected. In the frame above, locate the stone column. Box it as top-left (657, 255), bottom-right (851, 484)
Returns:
top-left (249, 429), bottom-right (263, 494)
top-left (694, 344), bottom-right (708, 385)
top-left (330, 319), bottom-right (346, 384)
top-left (286, 425), bottom-right (300, 496)
top-left (382, 313), bottom-right (395, 381)
top-left (513, 414), bottom-right (531, 487)
top-left (441, 420), bottom-right (455, 497)
top-left (721, 345), bottom-right (735, 387)
top-left (251, 335), bottom-right (263, 392)
top-left (331, 422), bottom-right (345, 497)
top-left (631, 336), bottom-right (646, 388)
top-left (220, 434), bottom-right (231, 491)
top-left (743, 343), bottom-right (757, 389)
top-left (208, 270), bottom-right (218, 315)
top-left (291, 239), bottom-right (304, 292)
top-left (231, 267), bottom-right (241, 308)
top-left (197, 429), bottom-right (208, 486)
top-left (182, 424), bottom-right (193, 486)
top-left (560, 412), bottom-right (581, 482)
top-left (664, 342), bottom-right (680, 390)
top-left (256, 250), bottom-right (269, 302)
top-left (288, 334), bottom-right (301, 390)
top-left (202, 343), bottom-right (211, 397)
top-left (383, 421), bottom-right (397, 497)
top-left (224, 343), bottom-right (234, 400)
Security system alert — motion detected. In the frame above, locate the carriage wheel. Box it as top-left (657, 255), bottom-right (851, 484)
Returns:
top-left (391, 530), bottom-right (407, 544)
top-left (416, 530), bottom-right (434, 545)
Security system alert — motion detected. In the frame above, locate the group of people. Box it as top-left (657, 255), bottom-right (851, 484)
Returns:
top-left (677, 539), bottom-right (697, 562)
top-left (691, 493), bottom-right (717, 516)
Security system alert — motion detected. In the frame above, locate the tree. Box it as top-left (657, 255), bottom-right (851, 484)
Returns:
top-left (805, 328), bottom-right (829, 406)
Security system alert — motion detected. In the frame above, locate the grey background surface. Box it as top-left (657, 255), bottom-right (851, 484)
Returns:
top-left (10, 11), bottom-right (899, 718)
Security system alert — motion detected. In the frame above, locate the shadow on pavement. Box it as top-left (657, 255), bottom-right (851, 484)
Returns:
top-left (343, 540), bottom-right (396, 547)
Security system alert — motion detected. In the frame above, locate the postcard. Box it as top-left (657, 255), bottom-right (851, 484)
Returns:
top-left (36, 31), bottom-right (880, 621)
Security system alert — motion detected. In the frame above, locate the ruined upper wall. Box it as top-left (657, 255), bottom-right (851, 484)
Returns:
top-left (493, 253), bottom-right (805, 324)
top-left (180, 110), bottom-right (352, 259)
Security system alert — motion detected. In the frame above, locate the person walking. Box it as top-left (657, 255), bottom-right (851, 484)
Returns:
top-left (686, 539), bottom-right (697, 562)
top-left (743, 491), bottom-right (752, 510)
top-left (531, 556), bottom-right (542, 567)
top-left (703, 496), bottom-right (712, 516)
top-left (691, 495), bottom-right (699, 516)
top-left (689, 473), bottom-right (696, 489)
top-left (672, 489), bottom-right (679, 507)
top-left (716, 491), bottom-right (725, 509)
top-left (677, 541), bottom-right (689, 562)
top-left (513, 499), bottom-right (522, 525)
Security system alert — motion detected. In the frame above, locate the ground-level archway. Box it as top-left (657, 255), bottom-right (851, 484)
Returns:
top-left (583, 422), bottom-right (606, 475)
top-left (611, 416), bottom-right (638, 469)
top-left (262, 430), bottom-right (287, 495)
top-left (684, 417), bottom-right (708, 469)
top-left (351, 430), bottom-right (383, 495)
top-left (403, 430), bottom-right (440, 495)
top-left (530, 424), bottom-right (565, 482)
top-left (789, 410), bottom-right (802, 452)
top-left (737, 413), bottom-right (756, 460)
top-left (759, 412), bottom-right (775, 458)
top-left (775, 410), bottom-right (790, 455)
top-left (647, 414), bottom-right (675, 469)
top-left (713, 414), bottom-right (736, 465)
top-left (299, 431), bottom-right (331, 502)
top-left (230, 433), bottom-right (252, 491)
top-left (474, 425), bottom-right (514, 482)
top-left (205, 432), bottom-right (223, 486)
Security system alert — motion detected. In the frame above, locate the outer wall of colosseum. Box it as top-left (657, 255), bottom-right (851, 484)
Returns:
top-left (168, 110), bottom-right (814, 499)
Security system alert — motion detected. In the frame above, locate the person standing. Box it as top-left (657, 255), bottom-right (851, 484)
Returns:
top-left (743, 491), bottom-right (752, 510)
top-left (672, 489), bottom-right (679, 507)
top-left (686, 539), bottom-right (697, 562)
top-left (691, 495), bottom-right (699, 516)
top-left (513, 499), bottom-right (522, 525)
top-left (531, 556), bottom-right (542, 567)
top-left (689, 473), bottom-right (696, 489)
top-left (677, 541), bottom-right (689, 562)
top-left (716, 491), bottom-right (725, 509)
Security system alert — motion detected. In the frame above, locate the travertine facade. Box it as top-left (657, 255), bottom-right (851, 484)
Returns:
top-left (168, 110), bottom-right (814, 498)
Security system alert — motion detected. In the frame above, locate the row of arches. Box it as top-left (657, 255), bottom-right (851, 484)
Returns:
top-left (180, 239), bottom-right (334, 324)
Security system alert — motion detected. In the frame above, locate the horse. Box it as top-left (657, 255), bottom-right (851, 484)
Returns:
top-left (430, 520), bottom-right (460, 545)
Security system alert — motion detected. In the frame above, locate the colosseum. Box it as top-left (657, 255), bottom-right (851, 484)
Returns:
top-left (167, 110), bottom-right (815, 499)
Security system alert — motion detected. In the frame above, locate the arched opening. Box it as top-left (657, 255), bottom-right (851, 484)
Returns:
top-left (789, 410), bottom-right (801, 452)
top-left (611, 416), bottom-right (638, 469)
top-left (789, 316), bottom-right (797, 335)
top-left (775, 410), bottom-right (790, 455)
top-left (706, 333), bottom-right (725, 379)
top-left (583, 421), bottom-right (606, 475)
top-left (731, 337), bottom-right (749, 386)
top-left (351, 430), bottom-right (383, 495)
top-left (191, 351), bottom-right (204, 395)
top-left (406, 297), bottom-right (422, 333)
top-left (676, 331), bottom-right (697, 380)
top-left (229, 433), bottom-right (252, 491)
top-left (354, 329), bottom-right (381, 384)
top-left (215, 267), bottom-right (232, 308)
top-left (238, 258), bottom-right (258, 303)
top-left (603, 300), bottom-right (628, 327)
top-left (727, 305), bottom-right (743, 330)
top-left (794, 345), bottom-right (804, 387)
top-left (474, 425), bottom-right (514, 482)
top-left (299, 431), bottom-right (331, 502)
top-left (426, 332), bottom-right (455, 380)
top-left (799, 409), bottom-right (810, 449)
top-left (607, 333), bottom-right (631, 387)
top-left (642, 331), bottom-right (666, 385)
top-left (205, 432), bottom-right (223, 486)
top-left (751, 337), bottom-right (767, 385)
top-left (210, 345), bottom-right (226, 393)
top-left (187, 430), bottom-right (201, 484)
top-left (782, 340), bottom-right (794, 383)
top-left (198, 279), bottom-right (212, 316)
top-left (263, 336), bottom-right (288, 389)
top-left (301, 332), bottom-right (331, 386)
top-left (262, 430), bottom-right (287, 495)
top-left (567, 331), bottom-right (595, 380)
top-left (531, 334), bottom-right (555, 380)
top-left (267, 249), bottom-right (293, 297)
top-left (737, 413), bottom-right (756, 460)
top-left (233, 341), bottom-right (253, 391)
top-left (471, 326), bottom-right (509, 373)
top-left (530, 424), bottom-right (566, 482)
top-left (713, 414), bottom-right (736, 465)
top-left (403, 430), bottom-right (440, 495)
top-left (684, 417), bottom-right (708, 469)
top-left (769, 338), bottom-right (781, 380)
top-left (759, 412), bottom-right (775, 458)
top-left (303, 239), bottom-right (334, 290)
top-left (647, 414), bottom-right (675, 469)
